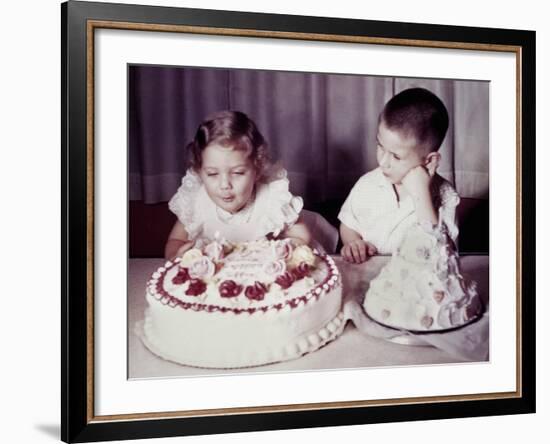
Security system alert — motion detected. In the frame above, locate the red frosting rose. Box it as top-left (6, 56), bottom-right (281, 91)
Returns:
top-left (219, 280), bottom-right (243, 298)
top-left (172, 267), bottom-right (191, 285)
top-left (291, 262), bottom-right (310, 280)
top-left (245, 281), bottom-right (268, 301)
top-left (185, 278), bottom-right (207, 296)
top-left (275, 271), bottom-right (295, 289)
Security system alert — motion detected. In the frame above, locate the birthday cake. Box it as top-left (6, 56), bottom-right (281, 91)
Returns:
top-left (142, 239), bottom-right (344, 368)
top-left (363, 223), bottom-right (482, 332)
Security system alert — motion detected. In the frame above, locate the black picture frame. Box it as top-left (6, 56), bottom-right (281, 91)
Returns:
top-left (61, 1), bottom-right (536, 442)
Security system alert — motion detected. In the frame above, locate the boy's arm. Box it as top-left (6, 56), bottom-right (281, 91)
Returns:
top-left (338, 175), bottom-right (378, 263)
top-left (401, 165), bottom-right (438, 225)
top-left (340, 223), bottom-right (377, 263)
top-left (411, 188), bottom-right (438, 225)
top-left (340, 222), bottom-right (363, 244)
top-left (164, 220), bottom-right (194, 260)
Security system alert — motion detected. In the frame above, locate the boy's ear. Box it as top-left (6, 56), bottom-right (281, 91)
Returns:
top-left (424, 152), bottom-right (441, 176)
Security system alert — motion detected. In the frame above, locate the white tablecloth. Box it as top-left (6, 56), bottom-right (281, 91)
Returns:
top-left (128, 256), bottom-right (489, 379)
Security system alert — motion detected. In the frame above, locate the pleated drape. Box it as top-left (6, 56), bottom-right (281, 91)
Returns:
top-left (129, 65), bottom-right (489, 205)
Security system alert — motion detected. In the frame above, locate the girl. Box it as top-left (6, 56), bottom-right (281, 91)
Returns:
top-left (165, 111), bottom-right (312, 260)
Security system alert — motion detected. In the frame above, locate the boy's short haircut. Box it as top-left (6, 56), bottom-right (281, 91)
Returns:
top-left (380, 87), bottom-right (449, 153)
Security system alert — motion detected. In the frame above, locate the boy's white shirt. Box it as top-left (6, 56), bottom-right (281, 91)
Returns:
top-left (338, 167), bottom-right (460, 255)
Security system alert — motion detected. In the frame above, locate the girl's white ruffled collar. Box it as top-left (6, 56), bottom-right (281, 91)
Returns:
top-left (168, 166), bottom-right (303, 240)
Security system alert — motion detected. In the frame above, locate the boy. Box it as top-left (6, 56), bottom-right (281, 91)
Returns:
top-left (338, 87), bottom-right (460, 263)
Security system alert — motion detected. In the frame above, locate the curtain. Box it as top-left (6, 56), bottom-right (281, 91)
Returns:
top-left (129, 65), bottom-right (489, 205)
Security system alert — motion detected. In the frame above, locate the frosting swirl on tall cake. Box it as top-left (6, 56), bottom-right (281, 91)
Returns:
top-left (142, 239), bottom-right (345, 368)
top-left (363, 223), bottom-right (482, 332)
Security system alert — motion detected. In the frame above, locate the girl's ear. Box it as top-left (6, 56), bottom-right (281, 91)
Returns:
top-left (424, 152), bottom-right (441, 177)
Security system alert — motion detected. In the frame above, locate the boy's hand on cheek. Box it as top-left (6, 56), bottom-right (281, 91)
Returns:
top-left (341, 240), bottom-right (377, 264)
top-left (401, 165), bottom-right (431, 200)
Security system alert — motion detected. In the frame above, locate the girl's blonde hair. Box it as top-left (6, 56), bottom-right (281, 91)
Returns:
top-left (187, 110), bottom-right (270, 180)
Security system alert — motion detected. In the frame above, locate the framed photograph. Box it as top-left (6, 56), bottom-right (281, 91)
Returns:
top-left (62, 0), bottom-right (535, 442)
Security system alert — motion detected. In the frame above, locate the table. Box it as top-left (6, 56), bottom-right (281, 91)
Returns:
top-left (128, 256), bottom-right (489, 379)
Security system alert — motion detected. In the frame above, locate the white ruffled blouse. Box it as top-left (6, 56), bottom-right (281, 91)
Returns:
top-left (168, 168), bottom-right (303, 245)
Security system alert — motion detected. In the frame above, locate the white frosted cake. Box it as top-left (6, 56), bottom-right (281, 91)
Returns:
top-left (142, 239), bottom-right (344, 368)
top-left (363, 223), bottom-right (482, 332)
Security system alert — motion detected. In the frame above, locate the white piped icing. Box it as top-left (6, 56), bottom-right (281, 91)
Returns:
top-left (297, 338), bottom-right (309, 353)
top-left (308, 333), bottom-right (321, 347)
top-left (285, 343), bottom-right (299, 357)
top-left (318, 328), bottom-right (330, 340)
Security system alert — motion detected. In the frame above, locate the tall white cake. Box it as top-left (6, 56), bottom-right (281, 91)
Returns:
top-left (363, 223), bottom-right (482, 332)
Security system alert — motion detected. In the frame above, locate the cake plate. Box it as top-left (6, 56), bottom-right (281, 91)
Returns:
top-left (364, 301), bottom-right (486, 347)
